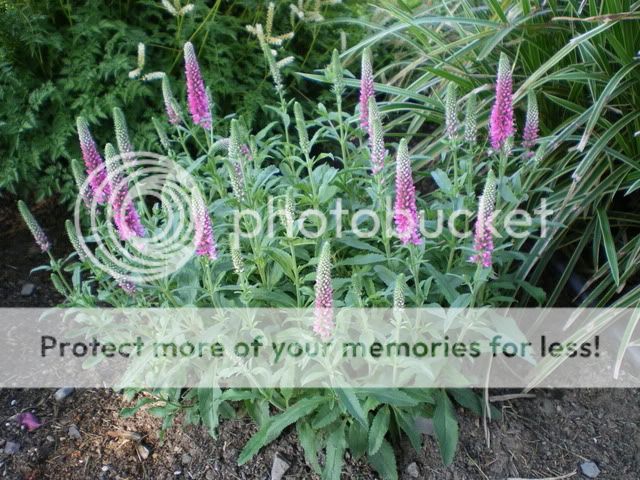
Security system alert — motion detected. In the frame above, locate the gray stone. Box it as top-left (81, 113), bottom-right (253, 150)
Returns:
top-left (181, 453), bottom-right (192, 465)
top-left (68, 425), bottom-right (81, 439)
top-left (20, 283), bottom-right (35, 296)
top-left (270, 453), bottom-right (290, 480)
top-left (580, 461), bottom-right (600, 478)
top-left (414, 416), bottom-right (435, 436)
top-left (205, 470), bottom-right (215, 480)
top-left (136, 443), bottom-right (151, 460)
top-left (54, 388), bottom-right (75, 402)
top-left (4, 441), bottom-right (20, 455)
top-left (406, 462), bottom-right (420, 478)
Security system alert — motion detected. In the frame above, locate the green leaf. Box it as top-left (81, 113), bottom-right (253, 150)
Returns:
top-left (337, 254), bottom-right (386, 266)
top-left (297, 420), bottom-right (322, 474)
top-left (448, 389), bottom-right (500, 420)
top-left (517, 280), bottom-right (547, 305)
top-left (198, 388), bottom-right (222, 437)
top-left (337, 235), bottom-right (382, 254)
top-left (335, 389), bottom-right (368, 428)
top-left (448, 388), bottom-right (482, 416)
top-left (577, 63), bottom-right (638, 152)
top-left (312, 404), bottom-right (341, 429)
top-left (358, 389), bottom-right (418, 407)
top-left (424, 264), bottom-right (459, 304)
top-left (323, 422), bottom-right (346, 480)
top-left (238, 396), bottom-right (324, 465)
top-left (368, 406), bottom-right (390, 456)
top-left (433, 390), bottom-right (459, 466)
top-left (394, 409), bottom-right (422, 452)
top-left (368, 439), bottom-right (397, 480)
top-left (614, 307), bottom-right (640, 379)
top-left (347, 421), bottom-right (368, 459)
top-left (431, 169), bottom-right (452, 194)
top-left (486, 0), bottom-right (507, 22)
top-left (596, 208), bottom-right (620, 287)
top-left (120, 396), bottom-right (156, 418)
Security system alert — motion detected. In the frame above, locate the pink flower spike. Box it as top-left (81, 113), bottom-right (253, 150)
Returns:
top-left (191, 193), bottom-right (218, 260)
top-left (77, 117), bottom-right (110, 203)
top-left (358, 48), bottom-right (374, 131)
top-left (104, 144), bottom-right (145, 241)
top-left (16, 412), bottom-right (42, 432)
top-left (489, 53), bottom-right (515, 152)
top-left (313, 242), bottom-right (334, 339)
top-left (393, 139), bottom-right (421, 245)
top-left (184, 42), bottom-right (212, 129)
top-left (522, 91), bottom-right (539, 152)
top-left (470, 171), bottom-right (497, 268)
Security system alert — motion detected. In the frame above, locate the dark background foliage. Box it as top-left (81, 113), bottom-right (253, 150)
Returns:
top-left (0, 0), bottom-right (364, 203)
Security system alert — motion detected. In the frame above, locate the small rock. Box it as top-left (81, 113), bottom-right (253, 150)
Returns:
top-left (68, 425), bottom-right (81, 440)
top-left (54, 388), bottom-right (75, 402)
top-left (136, 443), bottom-right (151, 460)
top-left (4, 441), bottom-right (20, 455)
top-left (205, 470), bottom-right (215, 480)
top-left (101, 466), bottom-right (109, 472)
top-left (21, 283), bottom-right (35, 296)
top-left (10, 400), bottom-right (17, 407)
top-left (406, 462), bottom-right (420, 478)
top-left (414, 416), bottom-right (435, 436)
top-left (46, 436), bottom-right (54, 443)
top-left (580, 461), bottom-right (600, 478)
top-left (181, 453), bottom-right (191, 465)
top-left (270, 453), bottom-right (290, 480)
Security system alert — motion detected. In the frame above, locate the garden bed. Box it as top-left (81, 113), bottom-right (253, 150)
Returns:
top-left (1, 207), bottom-right (638, 479)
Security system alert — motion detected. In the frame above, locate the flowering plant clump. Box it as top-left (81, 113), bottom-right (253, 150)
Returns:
top-left (20, 8), bottom-right (549, 474)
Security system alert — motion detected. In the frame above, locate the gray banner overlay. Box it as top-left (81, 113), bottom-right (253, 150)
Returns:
top-left (1, 308), bottom-right (638, 388)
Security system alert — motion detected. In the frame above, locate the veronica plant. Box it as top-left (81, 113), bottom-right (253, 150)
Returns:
top-left (20, 33), bottom-right (548, 478)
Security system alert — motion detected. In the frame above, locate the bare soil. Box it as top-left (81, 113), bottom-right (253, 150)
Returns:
top-left (1, 199), bottom-right (639, 479)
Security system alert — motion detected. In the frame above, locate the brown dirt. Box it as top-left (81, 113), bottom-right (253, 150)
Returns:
top-left (1, 199), bottom-right (639, 479)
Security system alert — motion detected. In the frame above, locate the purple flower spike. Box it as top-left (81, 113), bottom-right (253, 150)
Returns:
top-left (489, 53), bottom-right (515, 152)
top-left (313, 242), bottom-right (334, 340)
top-left (184, 42), bottom-right (212, 129)
top-left (105, 144), bottom-right (145, 241)
top-left (123, 205), bottom-right (146, 239)
top-left (522, 91), bottom-right (539, 152)
top-left (191, 193), bottom-right (218, 260)
top-left (359, 48), bottom-right (374, 131)
top-left (393, 139), bottom-right (421, 245)
top-left (77, 117), bottom-right (110, 203)
top-left (16, 412), bottom-right (42, 432)
top-left (470, 171), bottom-right (497, 268)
